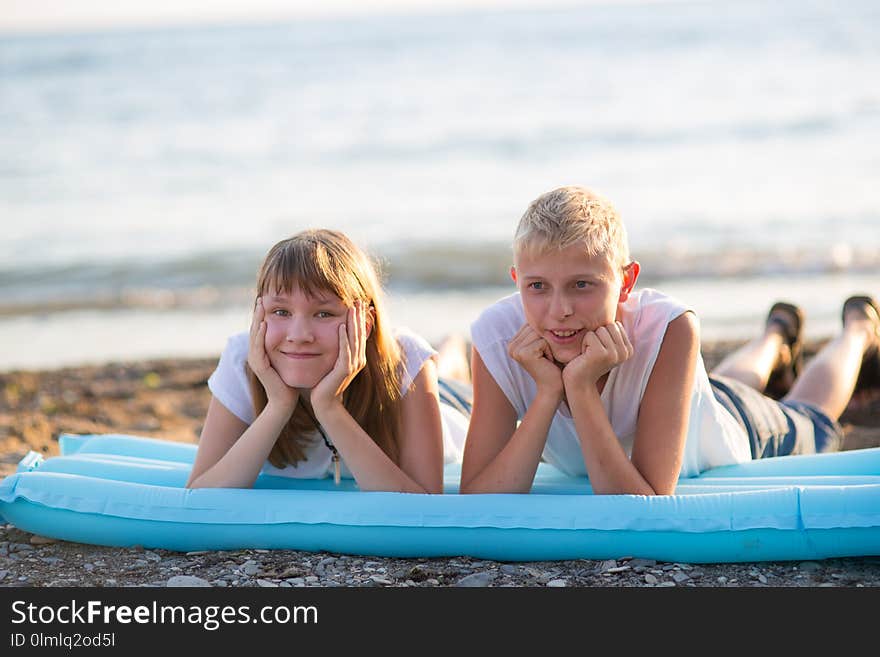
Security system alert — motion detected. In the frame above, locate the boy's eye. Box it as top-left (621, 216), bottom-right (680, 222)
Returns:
top-left (272, 308), bottom-right (290, 317)
top-left (528, 282), bottom-right (545, 290)
top-left (316, 311), bottom-right (335, 318)
top-left (575, 280), bottom-right (591, 289)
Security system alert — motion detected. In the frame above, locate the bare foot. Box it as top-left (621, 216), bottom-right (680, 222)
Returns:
top-left (436, 334), bottom-right (471, 384)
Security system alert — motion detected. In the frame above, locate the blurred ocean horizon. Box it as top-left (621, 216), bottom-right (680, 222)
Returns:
top-left (1, 0), bottom-right (878, 371)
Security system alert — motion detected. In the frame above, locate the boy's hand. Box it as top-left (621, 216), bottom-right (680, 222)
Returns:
top-left (248, 297), bottom-right (299, 412)
top-left (311, 300), bottom-right (369, 416)
top-left (508, 324), bottom-right (564, 401)
top-left (562, 321), bottom-right (633, 392)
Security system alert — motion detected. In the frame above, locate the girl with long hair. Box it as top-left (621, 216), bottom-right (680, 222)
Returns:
top-left (186, 229), bottom-right (470, 493)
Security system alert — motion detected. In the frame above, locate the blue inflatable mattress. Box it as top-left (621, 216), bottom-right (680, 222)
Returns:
top-left (1, 433), bottom-right (879, 563)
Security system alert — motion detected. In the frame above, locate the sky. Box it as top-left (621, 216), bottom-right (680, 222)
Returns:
top-left (0, 0), bottom-right (605, 34)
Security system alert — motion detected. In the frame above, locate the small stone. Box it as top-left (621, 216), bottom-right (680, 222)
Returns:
top-left (29, 534), bottom-right (57, 545)
top-left (305, 575), bottom-right (319, 583)
top-left (456, 571), bottom-right (494, 587)
top-left (717, 576), bottom-right (728, 584)
top-left (657, 581), bottom-right (676, 587)
top-left (186, 551), bottom-right (209, 556)
top-left (547, 579), bottom-right (567, 587)
top-left (629, 558), bottom-right (657, 568)
top-left (598, 559), bottom-right (618, 572)
top-left (606, 566), bottom-right (631, 574)
top-left (104, 579), bottom-right (117, 586)
top-left (370, 576), bottom-right (393, 585)
top-left (0, 570), bottom-right (7, 580)
top-left (243, 561), bottom-right (260, 576)
top-left (167, 575), bottom-right (211, 587)
top-left (426, 578), bottom-right (440, 585)
top-left (500, 564), bottom-right (519, 575)
top-left (757, 574), bottom-right (768, 584)
top-left (672, 572), bottom-right (690, 583)
top-left (644, 574), bottom-right (658, 585)
top-left (257, 579), bottom-right (279, 587)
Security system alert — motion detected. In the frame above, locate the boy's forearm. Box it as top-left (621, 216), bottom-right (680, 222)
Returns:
top-left (568, 387), bottom-right (656, 496)
top-left (463, 391), bottom-right (559, 493)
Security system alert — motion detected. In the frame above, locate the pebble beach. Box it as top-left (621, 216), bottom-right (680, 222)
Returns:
top-left (1, 338), bottom-right (879, 588)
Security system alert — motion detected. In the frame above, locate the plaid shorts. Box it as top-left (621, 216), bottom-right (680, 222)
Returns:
top-left (437, 377), bottom-right (473, 418)
top-left (709, 374), bottom-right (843, 458)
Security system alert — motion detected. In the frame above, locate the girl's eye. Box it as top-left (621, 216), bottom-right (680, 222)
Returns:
top-left (272, 309), bottom-right (290, 317)
top-left (528, 282), bottom-right (544, 290)
top-left (316, 311), bottom-right (334, 318)
top-left (575, 280), bottom-right (591, 289)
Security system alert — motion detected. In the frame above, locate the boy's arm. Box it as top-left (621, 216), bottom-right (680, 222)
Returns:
top-left (459, 349), bottom-right (557, 493)
top-left (568, 312), bottom-right (698, 495)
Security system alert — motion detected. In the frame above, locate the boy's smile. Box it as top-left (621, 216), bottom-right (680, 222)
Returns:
top-left (512, 244), bottom-right (637, 364)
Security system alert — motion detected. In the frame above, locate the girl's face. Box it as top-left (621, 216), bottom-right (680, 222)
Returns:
top-left (262, 287), bottom-right (349, 389)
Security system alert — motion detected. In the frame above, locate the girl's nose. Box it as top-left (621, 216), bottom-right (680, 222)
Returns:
top-left (285, 318), bottom-right (314, 342)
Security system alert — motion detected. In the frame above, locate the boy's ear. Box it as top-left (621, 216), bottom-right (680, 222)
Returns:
top-left (510, 266), bottom-right (518, 284)
top-left (618, 261), bottom-right (640, 303)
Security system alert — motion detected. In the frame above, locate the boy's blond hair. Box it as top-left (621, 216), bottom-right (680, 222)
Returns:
top-left (513, 186), bottom-right (631, 273)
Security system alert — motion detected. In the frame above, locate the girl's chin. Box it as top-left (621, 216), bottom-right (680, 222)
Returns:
top-left (275, 367), bottom-right (331, 390)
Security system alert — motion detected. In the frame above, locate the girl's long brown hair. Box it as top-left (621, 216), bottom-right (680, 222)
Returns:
top-left (248, 229), bottom-right (404, 468)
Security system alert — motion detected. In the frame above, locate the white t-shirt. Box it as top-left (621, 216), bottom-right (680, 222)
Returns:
top-left (470, 288), bottom-right (751, 478)
top-left (207, 327), bottom-right (468, 479)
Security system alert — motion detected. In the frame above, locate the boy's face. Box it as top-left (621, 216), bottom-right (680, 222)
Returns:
top-left (512, 244), bottom-right (636, 365)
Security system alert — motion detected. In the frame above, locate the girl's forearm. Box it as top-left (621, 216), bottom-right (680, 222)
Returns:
top-left (568, 388), bottom-right (656, 495)
top-left (461, 391), bottom-right (559, 494)
top-left (188, 402), bottom-right (293, 489)
top-left (313, 402), bottom-right (432, 493)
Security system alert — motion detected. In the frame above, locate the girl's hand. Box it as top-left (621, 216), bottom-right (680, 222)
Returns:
top-left (247, 297), bottom-right (299, 412)
top-left (311, 300), bottom-right (370, 416)
top-left (507, 323), bottom-right (564, 401)
top-left (562, 321), bottom-right (633, 392)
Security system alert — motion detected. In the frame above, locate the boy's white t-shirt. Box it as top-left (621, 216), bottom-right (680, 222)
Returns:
top-left (207, 327), bottom-right (468, 480)
top-left (470, 288), bottom-right (751, 478)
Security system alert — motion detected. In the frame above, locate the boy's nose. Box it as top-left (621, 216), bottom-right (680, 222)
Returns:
top-left (550, 293), bottom-right (573, 319)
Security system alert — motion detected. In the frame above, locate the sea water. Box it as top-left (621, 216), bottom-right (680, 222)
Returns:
top-left (1, 1), bottom-right (878, 370)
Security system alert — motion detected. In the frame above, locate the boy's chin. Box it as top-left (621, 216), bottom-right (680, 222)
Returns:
top-left (547, 346), bottom-right (578, 366)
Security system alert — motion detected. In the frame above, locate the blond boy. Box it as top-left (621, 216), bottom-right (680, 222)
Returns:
top-left (460, 186), bottom-right (876, 494)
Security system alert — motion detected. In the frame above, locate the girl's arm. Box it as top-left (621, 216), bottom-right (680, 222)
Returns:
top-left (187, 298), bottom-right (299, 489)
top-left (566, 312), bottom-right (698, 495)
top-left (313, 358), bottom-right (445, 493)
top-left (186, 396), bottom-right (293, 489)
top-left (459, 349), bottom-right (558, 493)
top-left (310, 302), bottom-right (444, 493)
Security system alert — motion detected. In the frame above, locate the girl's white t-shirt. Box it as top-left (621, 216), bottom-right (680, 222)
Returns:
top-left (470, 288), bottom-right (751, 478)
top-left (207, 327), bottom-right (468, 479)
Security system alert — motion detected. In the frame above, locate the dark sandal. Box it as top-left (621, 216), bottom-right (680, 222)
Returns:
top-left (765, 301), bottom-right (804, 399)
top-left (842, 295), bottom-right (880, 393)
